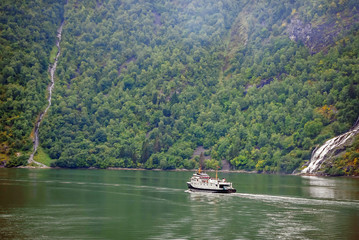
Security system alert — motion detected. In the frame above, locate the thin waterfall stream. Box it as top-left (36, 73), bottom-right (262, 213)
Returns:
top-left (28, 22), bottom-right (64, 166)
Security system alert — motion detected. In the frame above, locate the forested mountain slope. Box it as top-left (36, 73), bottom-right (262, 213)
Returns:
top-left (1, 0), bottom-right (359, 174)
top-left (0, 0), bottom-right (65, 166)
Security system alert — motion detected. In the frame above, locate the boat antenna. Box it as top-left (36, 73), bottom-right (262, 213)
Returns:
top-left (216, 166), bottom-right (219, 180)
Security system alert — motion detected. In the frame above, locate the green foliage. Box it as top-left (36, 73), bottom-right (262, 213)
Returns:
top-left (2, 0), bottom-right (359, 174)
top-left (304, 119), bottom-right (323, 139)
top-left (33, 146), bottom-right (53, 166)
top-left (49, 45), bottom-right (58, 64)
top-left (6, 154), bottom-right (28, 168)
top-left (0, 0), bottom-right (65, 162)
top-left (204, 159), bottom-right (220, 170)
top-left (324, 136), bottom-right (359, 176)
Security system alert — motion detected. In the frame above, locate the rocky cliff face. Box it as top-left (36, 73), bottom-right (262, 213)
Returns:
top-left (302, 117), bottom-right (359, 175)
top-left (287, 9), bottom-right (359, 54)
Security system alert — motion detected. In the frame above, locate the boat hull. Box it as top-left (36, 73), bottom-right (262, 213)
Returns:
top-left (187, 183), bottom-right (236, 193)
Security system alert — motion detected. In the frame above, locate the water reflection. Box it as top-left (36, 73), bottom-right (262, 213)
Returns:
top-left (302, 175), bottom-right (359, 201)
top-left (187, 190), bottom-right (230, 204)
top-left (186, 190), bottom-right (235, 240)
top-left (302, 176), bottom-right (336, 199)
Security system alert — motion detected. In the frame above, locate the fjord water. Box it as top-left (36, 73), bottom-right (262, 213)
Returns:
top-left (1, 169), bottom-right (358, 239)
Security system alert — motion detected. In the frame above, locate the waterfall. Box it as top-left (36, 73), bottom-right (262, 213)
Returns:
top-left (302, 117), bottom-right (359, 174)
top-left (28, 22), bottom-right (64, 167)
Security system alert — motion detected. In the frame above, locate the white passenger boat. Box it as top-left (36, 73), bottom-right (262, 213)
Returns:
top-left (187, 168), bottom-right (236, 193)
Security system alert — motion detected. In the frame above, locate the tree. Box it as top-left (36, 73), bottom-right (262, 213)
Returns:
top-left (304, 120), bottom-right (323, 139)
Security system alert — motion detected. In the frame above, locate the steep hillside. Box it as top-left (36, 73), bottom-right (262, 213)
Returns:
top-left (0, 0), bottom-right (65, 166)
top-left (324, 135), bottom-right (359, 176)
top-left (1, 0), bottom-right (359, 174)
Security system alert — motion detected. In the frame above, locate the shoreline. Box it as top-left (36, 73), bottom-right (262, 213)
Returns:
top-left (11, 165), bottom-right (359, 178)
top-left (107, 167), bottom-right (259, 174)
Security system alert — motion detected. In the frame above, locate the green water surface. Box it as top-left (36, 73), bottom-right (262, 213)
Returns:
top-left (1, 169), bottom-right (359, 239)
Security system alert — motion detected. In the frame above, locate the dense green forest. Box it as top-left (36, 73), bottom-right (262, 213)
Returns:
top-left (0, 0), bottom-right (65, 166)
top-left (1, 0), bottom-right (359, 174)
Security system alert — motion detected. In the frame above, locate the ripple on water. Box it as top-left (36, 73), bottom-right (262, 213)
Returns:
top-left (233, 192), bottom-right (359, 207)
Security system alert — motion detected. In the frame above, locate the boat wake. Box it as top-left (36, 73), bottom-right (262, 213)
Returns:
top-left (1, 178), bottom-right (184, 193)
top-left (185, 188), bottom-right (359, 207)
top-left (231, 192), bottom-right (359, 207)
